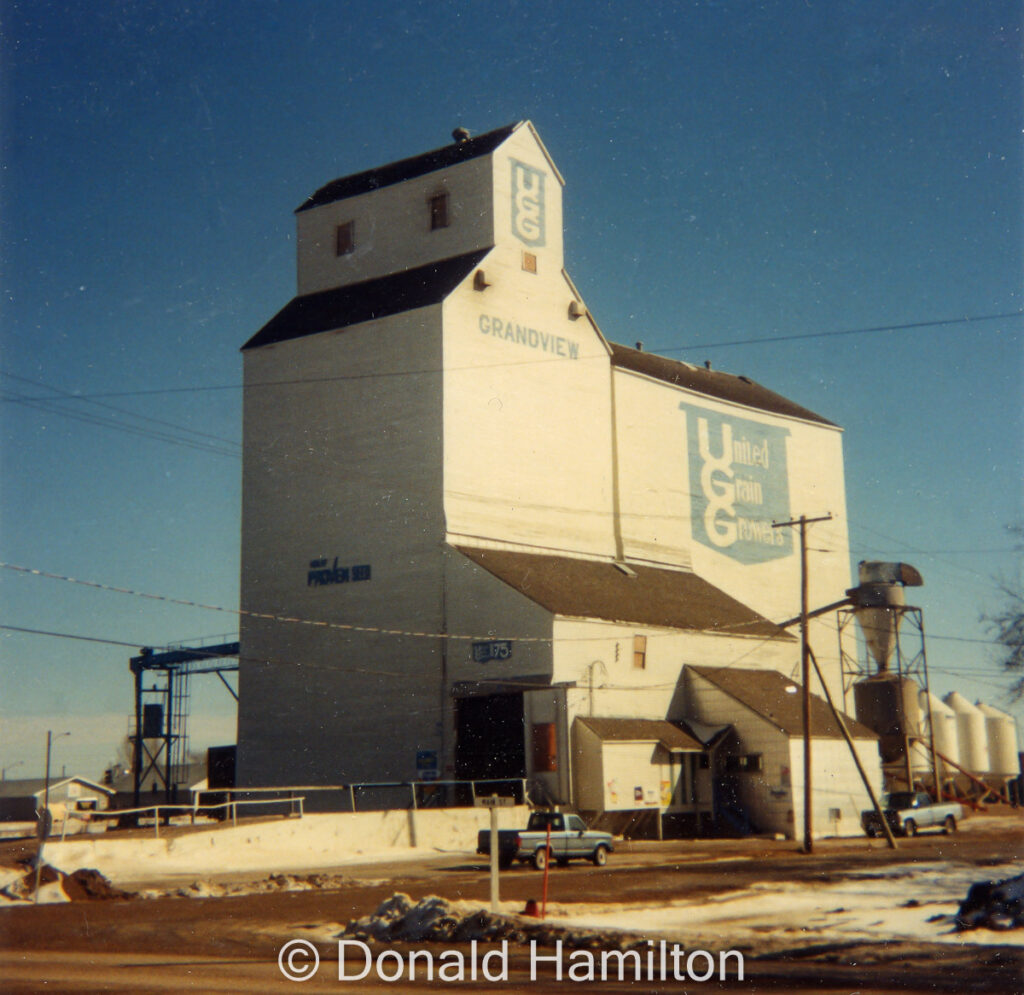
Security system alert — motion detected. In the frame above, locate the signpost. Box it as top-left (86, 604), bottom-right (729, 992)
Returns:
top-left (480, 795), bottom-right (513, 912)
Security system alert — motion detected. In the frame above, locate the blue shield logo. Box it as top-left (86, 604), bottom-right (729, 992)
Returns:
top-left (510, 159), bottom-right (546, 248)
top-left (682, 403), bottom-right (793, 564)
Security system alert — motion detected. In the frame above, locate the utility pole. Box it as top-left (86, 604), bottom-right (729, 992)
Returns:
top-left (34, 730), bottom-right (70, 903)
top-left (773, 513), bottom-right (832, 854)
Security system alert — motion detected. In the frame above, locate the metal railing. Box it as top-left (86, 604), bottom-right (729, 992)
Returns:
top-left (43, 777), bottom-right (532, 841)
top-left (82, 795), bottom-right (305, 839)
top-left (194, 777), bottom-right (530, 814)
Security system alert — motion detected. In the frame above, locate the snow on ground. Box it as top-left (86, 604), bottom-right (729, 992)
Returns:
top-left (32, 806), bottom-right (529, 886)
top-left (545, 861), bottom-right (1024, 950)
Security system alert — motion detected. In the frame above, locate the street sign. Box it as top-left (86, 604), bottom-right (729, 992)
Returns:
top-left (478, 795), bottom-right (514, 808)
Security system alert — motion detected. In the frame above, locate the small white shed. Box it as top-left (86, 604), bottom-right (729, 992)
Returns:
top-left (572, 716), bottom-right (722, 816)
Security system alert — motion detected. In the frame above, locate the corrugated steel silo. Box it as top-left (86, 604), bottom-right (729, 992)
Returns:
top-left (920, 690), bottom-right (960, 768)
top-left (976, 702), bottom-right (1020, 777)
top-left (944, 692), bottom-right (990, 775)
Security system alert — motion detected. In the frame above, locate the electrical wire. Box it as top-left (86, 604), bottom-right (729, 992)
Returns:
top-left (658, 310), bottom-right (1023, 353)
top-left (5, 308), bottom-right (1020, 403)
top-left (0, 371), bottom-right (241, 450)
top-left (1, 560), bottom-right (1004, 650)
top-left (2, 389), bottom-right (239, 458)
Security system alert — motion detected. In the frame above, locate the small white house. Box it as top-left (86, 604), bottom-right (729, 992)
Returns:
top-left (0, 776), bottom-right (114, 836)
top-left (572, 715), bottom-right (732, 830)
top-left (684, 666), bottom-right (881, 839)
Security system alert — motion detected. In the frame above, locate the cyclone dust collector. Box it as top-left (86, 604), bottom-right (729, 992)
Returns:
top-left (840, 561), bottom-right (939, 793)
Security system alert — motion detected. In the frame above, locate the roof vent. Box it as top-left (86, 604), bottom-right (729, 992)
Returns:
top-left (704, 360), bottom-right (712, 370)
top-left (452, 127), bottom-right (471, 143)
top-left (635, 341), bottom-right (644, 351)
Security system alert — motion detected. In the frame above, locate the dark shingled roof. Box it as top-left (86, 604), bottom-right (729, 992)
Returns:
top-left (454, 546), bottom-right (789, 638)
top-left (689, 666), bottom-right (878, 739)
top-left (243, 250), bottom-right (489, 350)
top-left (610, 343), bottom-right (836, 427)
top-left (575, 716), bottom-right (704, 752)
top-left (297, 124), bottom-right (520, 213)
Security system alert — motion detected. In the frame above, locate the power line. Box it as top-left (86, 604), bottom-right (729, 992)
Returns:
top-left (0, 352), bottom-right (607, 402)
top-left (2, 389), bottom-right (240, 459)
top-left (1, 559), bottom-right (1004, 650)
top-left (838, 547), bottom-right (1020, 556)
top-left (924, 633), bottom-right (1006, 646)
top-left (5, 308), bottom-right (1020, 403)
top-left (843, 520), bottom-right (1005, 591)
top-left (0, 371), bottom-right (241, 450)
top-left (659, 310), bottom-right (1023, 353)
top-left (0, 622), bottom-right (780, 687)
top-left (0, 624), bottom-right (147, 649)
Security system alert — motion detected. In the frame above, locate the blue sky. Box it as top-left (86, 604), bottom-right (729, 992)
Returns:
top-left (2, 0), bottom-right (1021, 778)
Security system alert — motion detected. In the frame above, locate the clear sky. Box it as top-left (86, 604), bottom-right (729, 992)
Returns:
top-left (2, 1), bottom-right (1021, 779)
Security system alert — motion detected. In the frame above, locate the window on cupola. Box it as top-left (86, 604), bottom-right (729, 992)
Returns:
top-left (429, 192), bottom-right (449, 230)
top-left (335, 221), bottom-right (355, 256)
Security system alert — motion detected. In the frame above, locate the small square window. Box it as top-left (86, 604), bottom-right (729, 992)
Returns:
top-left (429, 193), bottom-right (449, 230)
top-left (336, 221), bottom-right (354, 256)
top-left (632, 634), bottom-right (647, 670)
top-left (522, 251), bottom-right (537, 273)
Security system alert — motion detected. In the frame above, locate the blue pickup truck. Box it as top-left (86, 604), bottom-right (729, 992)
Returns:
top-left (477, 811), bottom-right (614, 870)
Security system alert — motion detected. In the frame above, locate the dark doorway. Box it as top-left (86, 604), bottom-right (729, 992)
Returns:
top-left (455, 693), bottom-right (526, 780)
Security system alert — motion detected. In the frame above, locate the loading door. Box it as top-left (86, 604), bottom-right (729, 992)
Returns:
top-left (455, 692), bottom-right (526, 781)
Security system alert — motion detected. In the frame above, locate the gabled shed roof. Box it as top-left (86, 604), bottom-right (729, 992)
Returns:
top-left (575, 716), bottom-right (704, 753)
top-left (243, 249), bottom-right (488, 350)
top-left (689, 666), bottom-right (877, 739)
top-left (297, 123), bottom-right (520, 212)
top-left (454, 546), bottom-right (789, 638)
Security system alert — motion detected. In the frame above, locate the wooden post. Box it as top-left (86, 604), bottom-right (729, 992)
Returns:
top-left (489, 804), bottom-right (500, 913)
top-left (773, 514), bottom-right (831, 853)
top-left (541, 823), bottom-right (552, 918)
top-left (808, 647), bottom-right (896, 849)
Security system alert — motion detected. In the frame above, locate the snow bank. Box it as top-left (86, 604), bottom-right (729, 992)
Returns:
top-left (547, 861), bottom-right (1024, 949)
top-left (344, 893), bottom-right (640, 950)
top-left (0, 866), bottom-right (133, 905)
top-left (39, 805), bottom-right (529, 885)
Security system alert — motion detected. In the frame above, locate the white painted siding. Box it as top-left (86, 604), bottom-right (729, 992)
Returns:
top-left (601, 742), bottom-right (666, 810)
top-left (570, 726), bottom-right (696, 814)
top-left (789, 736), bottom-right (883, 839)
top-left (442, 263), bottom-right (615, 558)
top-left (240, 121), bottom-right (860, 808)
top-left (490, 124), bottom-right (565, 272)
top-left (685, 670), bottom-right (881, 838)
top-left (237, 307), bottom-right (448, 787)
top-left (554, 617), bottom-right (797, 723)
top-left (296, 155), bottom-right (495, 295)
top-left (613, 367), bottom-right (852, 703)
top-left (685, 668), bottom-right (798, 836)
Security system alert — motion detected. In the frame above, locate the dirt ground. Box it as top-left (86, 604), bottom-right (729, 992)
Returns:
top-left (1, 812), bottom-right (1022, 994)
